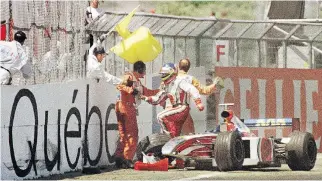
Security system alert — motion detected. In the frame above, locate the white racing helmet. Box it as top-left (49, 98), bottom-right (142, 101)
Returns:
top-left (159, 63), bottom-right (177, 84)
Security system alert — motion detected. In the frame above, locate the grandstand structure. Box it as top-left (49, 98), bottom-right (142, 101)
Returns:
top-left (1, 1), bottom-right (322, 85)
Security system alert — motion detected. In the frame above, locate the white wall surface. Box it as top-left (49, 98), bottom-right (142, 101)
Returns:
top-left (1, 79), bottom-right (119, 179)
top-left (0, 73), bottom-right (207, 179)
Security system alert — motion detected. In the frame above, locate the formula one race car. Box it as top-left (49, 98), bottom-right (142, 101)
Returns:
top-left (136, 104), bottom-right (317, 171)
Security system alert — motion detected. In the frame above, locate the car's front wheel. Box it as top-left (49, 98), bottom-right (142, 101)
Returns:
top-left (214, 131), bottom-right (245, 171)
top-left (136, 133), bottom-right (171, 162)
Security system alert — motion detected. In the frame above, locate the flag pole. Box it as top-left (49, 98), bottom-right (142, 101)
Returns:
top-left (100, 5), bottom-right (140, 40)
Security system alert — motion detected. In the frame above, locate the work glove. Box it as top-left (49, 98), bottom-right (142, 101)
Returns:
top-left (132, 88), bottom-right (139, 96)
top-left (141, 95), bottom-right (154, 104)
top-left (213, 76), bottom-right (224, 89)
top-left (194, 98), bottom-right (204, 111)
top-left (140, 95), bottom-right (148, 101)
top-left (126, 80), bottom-right (134, 87)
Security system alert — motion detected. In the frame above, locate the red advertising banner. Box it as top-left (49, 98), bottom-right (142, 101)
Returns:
top-left (216, 67), bottom-right (322, 152)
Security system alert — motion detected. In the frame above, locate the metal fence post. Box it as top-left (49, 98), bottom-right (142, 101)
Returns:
top-left (161, 36), bottom-right (165, 65)
top-left (258, 40), bottom-right (261, 67)
top-left (309, 43), bottom-right (313, 68)
top-left (196, 38), bottom-right (200, 67)
top-left (236, 40), bottom-right (239, 67)
top-left (173, 37), bottom-right (176, 63)
top-left (282, 41), bottom-right (287, 68)
top-left (113, 32), bottom-right (117, 75)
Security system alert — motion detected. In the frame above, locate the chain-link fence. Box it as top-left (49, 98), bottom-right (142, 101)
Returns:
top-left (2, 3), bottom-right (322, 85)
top-left (87, 12), bottom-right (322, 77)
top-left (1, 0), bottom-right (86, 85)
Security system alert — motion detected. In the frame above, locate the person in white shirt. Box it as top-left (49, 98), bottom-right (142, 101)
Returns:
top-left (87, 46), bottom-right (121, 85)
top-left (0, 31), bottom-right (32, 85)
top-left (85, 0), bottom-right (104, 24)
top-left (85, 0), bottom-right (105, 47)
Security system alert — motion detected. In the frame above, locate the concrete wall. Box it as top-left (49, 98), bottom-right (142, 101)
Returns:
top-left (0, 71), bottom-right (206, 179)
top-left (1, 80), bottom-right (120, 179)
top-left (3, 66), bottom-right (322, 179)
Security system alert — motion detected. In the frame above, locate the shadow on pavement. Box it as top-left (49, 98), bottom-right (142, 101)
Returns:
top-left (33, 165), bottom-right (119, 180)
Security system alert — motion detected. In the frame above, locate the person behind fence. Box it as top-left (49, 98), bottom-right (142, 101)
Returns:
top-left (0, 31), bottom-right (32, 85)
top-left (86, 46), bottom-right (121, 85)
top-left (114, 61), bottom-right (159, 169)
top-left (85, 0), bottom-right (104, 47)
top-left (141, 63), bottom-right (205, 138)
top-left (85, 0), bottom-right (104, 24)
top-left (177, 58), bottom-right (224, 135)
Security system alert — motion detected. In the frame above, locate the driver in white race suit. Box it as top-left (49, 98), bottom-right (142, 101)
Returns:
top-left (141, 63), bottom-right (205, 138)
top-left (0, 31), bottom-right (32, 85)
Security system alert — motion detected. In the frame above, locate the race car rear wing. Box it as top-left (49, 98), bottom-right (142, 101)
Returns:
top-left (218, 103), bottom-right (300, 132)
top-left (241, 118), bottom-right (300, 131)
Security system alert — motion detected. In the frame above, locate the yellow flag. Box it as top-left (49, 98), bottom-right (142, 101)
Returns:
top-left (115, 5), bottom-right (139, 39)
top-left (110, 26), bottom-right (162, 64)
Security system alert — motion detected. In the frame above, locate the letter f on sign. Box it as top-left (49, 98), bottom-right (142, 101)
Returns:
top-left (217, 45), bottom-right (225, 62)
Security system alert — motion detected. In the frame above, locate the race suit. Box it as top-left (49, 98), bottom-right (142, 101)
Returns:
top-left (0, 40), bottom-right (32, 85)
top-left (0, 41), bottom-right (32, 85)
top-left (145, 78), bottom-right (203, 138)
top-left (115, 72), bottom-right (159, 161)
top-left (86, 53), bottom-right (121, 85)
top-left (177, 70), bottom-right (216, 135)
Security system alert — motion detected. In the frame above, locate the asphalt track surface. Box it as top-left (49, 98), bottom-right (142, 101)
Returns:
top-left (43, 153), bottom-right (322, 180)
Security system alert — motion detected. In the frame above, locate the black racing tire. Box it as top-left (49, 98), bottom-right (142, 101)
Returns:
top-left (136, 133), bottom-right (171, 162)
top-left (286, 131), bottom-right (317, 171)
top-left (214, 131), bottom-right (245, 171)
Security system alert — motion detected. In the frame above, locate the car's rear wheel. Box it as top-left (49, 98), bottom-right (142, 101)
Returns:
top-left (214, 131), bottom-right (245, 171)
top-left (136, 133), bottom-right (171, 162)
top-left (286, 131), bottom-right (317, 171)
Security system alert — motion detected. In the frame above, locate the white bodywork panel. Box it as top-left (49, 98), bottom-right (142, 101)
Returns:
top-left (162, 133), bottom-right (217, 156)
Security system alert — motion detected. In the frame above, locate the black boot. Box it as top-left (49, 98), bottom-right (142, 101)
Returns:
top-left (115, 157), bottom-right (125, 169)
top-left (123, 159), bottom-right (134, 169)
